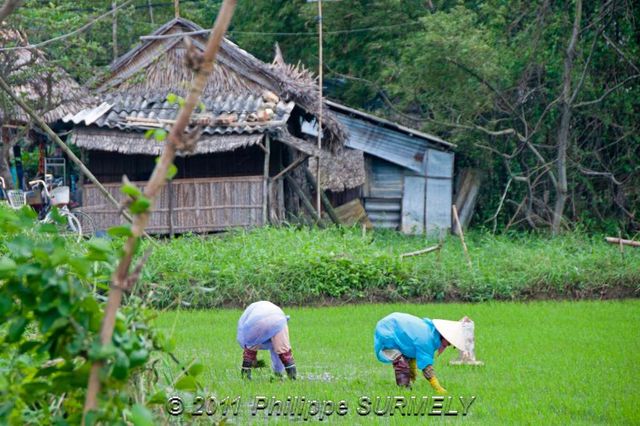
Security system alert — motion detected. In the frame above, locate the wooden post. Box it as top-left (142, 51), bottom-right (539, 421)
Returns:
top-left (285, 174), bottom-right (322, 225)
top-left (303, 166), bottom-right (339, 224)
top-left (174, 0), bottom-right (179, 18)
top-left (605, 237), bottom-right (640, 247)
top-left (263, 135), bottom-right (270, 225)
top-left (452, 204), bottom-right (472, 269)
top-left (167, 179), bottom-right (174, 238)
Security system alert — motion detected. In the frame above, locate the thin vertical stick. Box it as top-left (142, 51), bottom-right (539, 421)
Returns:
top-left (147, 0), bottom-right (154, 24)
top-left (112, 1), bottom-right (118, 60)
top-left (174, 0), bottom-right (179, 18)
top-left (452, 204), bottom-right (472, 269)
top-left (316, 0), bottom-right (323, 217)
top-left (82, 1), bottom-right (236, 421)
top-left (263, 135), bottom-right (270, 225)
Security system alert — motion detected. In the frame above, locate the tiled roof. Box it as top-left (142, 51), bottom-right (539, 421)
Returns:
top-left (63, 91), bottom-right (295, 135)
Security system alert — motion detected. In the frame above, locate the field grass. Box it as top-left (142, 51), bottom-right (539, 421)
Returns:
top-left (154, 300), bottom-right (640, 425)
top-left (139, 227), bottom-right (640, 308)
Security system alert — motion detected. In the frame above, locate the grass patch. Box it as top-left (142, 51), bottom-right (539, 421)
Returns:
top-left (154, 300), bottom-right (640, 424)
top-left (138, 227), bottom-right (640, 308)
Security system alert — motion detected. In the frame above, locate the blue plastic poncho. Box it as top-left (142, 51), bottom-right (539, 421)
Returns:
top-left (237, 301), bottom-right (290, 373)
top-left (374, 312), bottom-right (441, 370)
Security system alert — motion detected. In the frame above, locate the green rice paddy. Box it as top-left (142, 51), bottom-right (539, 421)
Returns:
top-left (155, 300), bottom-right (640, 424)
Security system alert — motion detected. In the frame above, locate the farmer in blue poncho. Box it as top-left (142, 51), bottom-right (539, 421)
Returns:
top-left (374, 313), bottom-right (466, 393)
top-left (237, 301), bottom-right (297, 380)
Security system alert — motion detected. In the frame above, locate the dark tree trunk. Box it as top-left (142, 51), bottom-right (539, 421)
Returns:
top-left (552, 0), bottom-right (582, 235)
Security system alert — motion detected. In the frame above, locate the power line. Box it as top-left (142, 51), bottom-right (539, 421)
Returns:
top-left (1, 1), bottom-right (424, 53)
top-left (0, 0), bottom-right (136, 52)
top-left (140, 20), bottom-right (424, 40)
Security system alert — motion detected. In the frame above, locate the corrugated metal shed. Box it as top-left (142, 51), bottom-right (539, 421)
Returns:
top-left (323, 102), bottom-right (456, 235)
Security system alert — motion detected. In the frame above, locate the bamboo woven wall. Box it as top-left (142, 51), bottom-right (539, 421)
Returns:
top-left (82, 176), bottom-right (265, 234)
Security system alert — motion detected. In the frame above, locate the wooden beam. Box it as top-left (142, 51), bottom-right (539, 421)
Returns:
top-left (285, 174), bottom-right (322, 226)
top-left (272, 155), bottom-right (307, 181)
top-left (605, 237), bottom-right (640, 247)
top-left (304, 166), bottom-right (340, 225)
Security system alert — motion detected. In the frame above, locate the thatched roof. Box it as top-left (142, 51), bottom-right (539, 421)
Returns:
top-left (0, 27), bottom-right (88, 123)
top-left (72, 127), bottom-right (264, 157)
top-left (89, 18), bottom-right (347, 150)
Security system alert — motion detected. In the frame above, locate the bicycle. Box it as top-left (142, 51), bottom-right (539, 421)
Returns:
top-left (0, 176), bottom-right (95, 241)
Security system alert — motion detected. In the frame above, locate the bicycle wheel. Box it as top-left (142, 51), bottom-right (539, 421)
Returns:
top-left (60, 211), bottom-right (83, 242)
top-left (71, 209), bottom-right (96, 238)
top-left (46, 210), bottom-right (83, 242)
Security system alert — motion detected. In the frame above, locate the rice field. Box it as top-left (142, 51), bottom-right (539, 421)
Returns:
top-left (154, 300), bottom-right (640, 424)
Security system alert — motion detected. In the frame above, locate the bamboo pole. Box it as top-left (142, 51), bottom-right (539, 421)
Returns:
top-left (452, 204), bottom-right (472, 269)
top-left (605, 237), bottom-right (640, 247)
top-left (82, 1), bottom-right (237, 420)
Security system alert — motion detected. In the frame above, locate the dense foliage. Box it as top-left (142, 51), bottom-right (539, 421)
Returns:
top-left (3, 0), bottom-right (639, 233)
top-left (136, 226), bottom-right (640, 308)
top-left (0, 206), bottom-right (201, 425)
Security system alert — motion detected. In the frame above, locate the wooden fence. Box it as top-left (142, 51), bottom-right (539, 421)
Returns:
top-left (81, 176), bottom-right (265, 234)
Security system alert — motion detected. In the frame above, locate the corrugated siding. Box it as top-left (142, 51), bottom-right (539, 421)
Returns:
top-left (337, 114), bottom-right (430, 174)
top-left (424, 149), bottom-right (454, 178)
top-left (364, 157), bottom-right (403, 229)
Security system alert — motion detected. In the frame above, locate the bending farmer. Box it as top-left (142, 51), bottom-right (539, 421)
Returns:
top-left (374, 312), bottom-right (465, 393)
top-left (237, 301), bottom-right (297, 380)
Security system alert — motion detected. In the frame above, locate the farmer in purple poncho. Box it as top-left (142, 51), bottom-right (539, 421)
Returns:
top-left (237, 301), bottom-right (297, 380)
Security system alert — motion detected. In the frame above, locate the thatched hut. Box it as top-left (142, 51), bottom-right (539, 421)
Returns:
top-left (63, 18), bottom-right (364, 234)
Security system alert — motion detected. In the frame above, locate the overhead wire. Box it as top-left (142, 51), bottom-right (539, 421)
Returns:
top-left (1, 0), bottom-right (424, 52)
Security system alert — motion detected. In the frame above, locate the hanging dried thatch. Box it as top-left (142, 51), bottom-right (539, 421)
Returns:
top-left (0, 27), bottom-right (88, 124)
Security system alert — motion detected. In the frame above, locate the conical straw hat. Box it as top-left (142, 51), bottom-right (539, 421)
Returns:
top-left (432, 319), bottom-right (466, 351)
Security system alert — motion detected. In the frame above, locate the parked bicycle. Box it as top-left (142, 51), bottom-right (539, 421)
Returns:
top-left (0, 175), bottom-right (95, 241)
